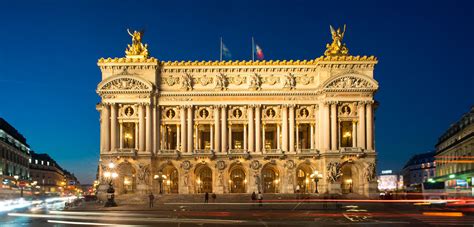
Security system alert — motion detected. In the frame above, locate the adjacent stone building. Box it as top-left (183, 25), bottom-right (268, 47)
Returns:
top-left (97, 27), bottom-right (379, 197)
top-left (435, 106), bottom-right (474, 189)
top-left (401, 151), bottom-right (436, 189)
top-left (0, 118), bottom-right (31, 188)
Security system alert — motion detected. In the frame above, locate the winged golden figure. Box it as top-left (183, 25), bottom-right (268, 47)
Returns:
top-left (324, 24), bottom-right (349, 56)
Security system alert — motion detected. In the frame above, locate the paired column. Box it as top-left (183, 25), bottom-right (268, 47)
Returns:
top-left (214, 107), bottom-right (221, 153)
top-left (110, 104), bottom-right (118, 152)
top-left (146, 104), bottom-right (152, 152)
top-left (322, 102), bottom-right (330, 151)
top-left (187, 106), bottom-right (193, 153)
top-left (310, 123), bottom-right (315, 149)
top-left (138, 104), bottom-right (145, 151)
top-left (281, 105), bottom-right (288, 152)
top-left (255, 105), bottom-right (261, 153)
top-left (357, 102), bottom-right (366, 149)
top-left (101, 104), bottom-right (110, 152)
top-left (313, 105), bottom-right (319, 149)
top-left (289, 105), bottom-right (295, 153)
top-left (330, 102), bottom-right (338, 150)
top-left (248, 106), bottom-right (255, 152)
top-left (243, 124), bottom-right (248, 150)
top-left (221, 105), bottom-right (228, 153)
top-left (352, 120), bottom-right (357, 147)
top-left (180, 106), bottom-right (187, 153)
top-left (119, 123), bottom-right (123, 149)
top-left (366, 101), bottom-right (374, 150)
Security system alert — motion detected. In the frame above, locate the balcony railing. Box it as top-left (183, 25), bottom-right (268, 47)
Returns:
top-left (114, 148), bottom-right (137, 156)
top-left (228, 149), bottom-right (248, 154)
top-left (264, 149), bottom-right (282, 154)
top-left (340, 147), bottom-right (364, 153)
top-left (194, 149), bottom-right (214, 154)
top-left (298, 149), bottom-right (319, 154)
top-left (159, 149), bottom-right (179, 154)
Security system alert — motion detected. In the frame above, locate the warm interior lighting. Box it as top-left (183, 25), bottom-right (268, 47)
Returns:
top-left (108, 162), bottom-right (115, 169)
top-left (103, 172), bottom-right (111, 178)
top-left (343, 132), bottom-right (351, 138)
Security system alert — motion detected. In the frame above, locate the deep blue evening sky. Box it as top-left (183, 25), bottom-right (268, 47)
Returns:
top-left (0, 0), bottom-right (472, 184)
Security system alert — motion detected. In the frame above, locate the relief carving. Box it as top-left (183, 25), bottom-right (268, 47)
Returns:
top-left (326, 76), bottom-right (374, 89)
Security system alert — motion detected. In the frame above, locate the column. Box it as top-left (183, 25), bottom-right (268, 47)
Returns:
top-left (289, 105), bottom-right (295, 153)
top-left (135, 122), bottom-right (138, 150)
top-left (228, 124), bottom-right (232, 150)
top-left (195, 124), bottom-right (199, 149)
top-left (177, 125), bottom-right (181, 150)
top-left (314, 105), bottom-right (319, 149)
top-left (296, 124), bottom-right (299, 152)
top-left (357, 102), bottom-right (366, 149)
top-left (255, 105), bottom-right (261, 153)
top-left (110, 104), bottom-right (118, 152)
top-left (119, 122), bottom-right (123, 149)
top-left (281, 105), bottom-right (288, 152)
top-left (210, 124), bottom-right (214, 150)
top-left (180, 106), bottom-right (187, 153)
top-left (243, 124), bottom-right (248, 151)
top-left (310, 123), bottom-right (315, 149)
top-left (214, 107), bottom-right (220, 153)
top-left (187, 106), bottom-right (193, 153)
top-left (366, 101), bottom-right (374, 150)
top-left (322, 102), bottom-right (330, 151)
top-left (277, 124), bottom-right (281, 150)
top-left (248, 106), bottom-right (255, 152)
top-left (155, 106), bottom-right (160, 153)
top-left (146, 104), bottom-right (152, 152)
top-left (102, 104), bottom-right (110, 152)
top-left (221, 105), bottom-right (227, 153)
top-left (352, 121), bottom-right (357, 148)
top-left (330, 102), bottom-right (338, 150)
top-left (138, 105), bottom-right (145, 151)
top-left (262, 124), bottom-right (266, 152)
top-left (154, 105), bottom-right (161, 152)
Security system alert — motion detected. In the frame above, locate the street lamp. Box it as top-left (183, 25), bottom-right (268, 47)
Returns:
top-left (103, 163), bottom-right (118, 207)
top-left (154, 171), bottom-right (167, 194)
top-left (310, 170), bottom-right (323, 193)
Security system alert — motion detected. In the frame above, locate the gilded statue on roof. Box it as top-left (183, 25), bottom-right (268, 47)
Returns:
top-left (125, 29), bottom-right (149, 58)
top-left (324, 25), bottom-right (349, 56)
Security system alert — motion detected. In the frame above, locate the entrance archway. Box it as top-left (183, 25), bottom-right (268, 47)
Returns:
top-left (195, 165), bottom-right (212, 193)
top-left (116, 162), bottom-right (136, 194)
top-left (162, 165), bottom-right (179, 193)
top-left (295, 164), bottom-right (312, 193)
top-left (261, 165), bottom-right (279, 193)
top-left (229, 167), bottom-right (246, 193)
top-left (340, 162), bottom-right (360, 194)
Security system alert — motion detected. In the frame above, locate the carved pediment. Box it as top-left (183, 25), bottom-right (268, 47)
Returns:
top-left (322, 74), bottom-right (378, 91)
top-left (97, 76), bottom-right (153, 94)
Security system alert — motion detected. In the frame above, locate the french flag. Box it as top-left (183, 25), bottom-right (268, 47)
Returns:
top-left (255, 44), bottom-right (264, 60)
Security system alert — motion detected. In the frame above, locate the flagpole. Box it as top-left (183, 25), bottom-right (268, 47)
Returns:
top-left (220, 37), bottom-right (223, 61)
top-left (252, 37), bottom-right (255, 61)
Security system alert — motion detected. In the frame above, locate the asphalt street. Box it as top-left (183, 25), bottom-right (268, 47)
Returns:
top-left (2, 200), bottom-right (474, 226)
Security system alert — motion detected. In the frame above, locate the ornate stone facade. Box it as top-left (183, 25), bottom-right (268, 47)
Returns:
top-left (96, 28), bottom-right (379, 197)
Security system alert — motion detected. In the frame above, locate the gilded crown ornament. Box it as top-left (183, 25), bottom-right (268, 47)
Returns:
top-left (324, 24), bottom-right (349, 56)
top-left (125, 29), bottom-right (149, 58)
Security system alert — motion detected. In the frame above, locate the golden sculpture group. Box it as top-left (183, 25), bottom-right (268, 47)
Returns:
top-left (125, 29), bottom-right (149, 58)
top-left (324, 25), bottom-right (349, 56)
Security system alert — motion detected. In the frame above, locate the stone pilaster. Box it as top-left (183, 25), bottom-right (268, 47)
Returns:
top-left (186, 105), bottom-right (193, 153)
top-left (146, 104), bottom-right (152, 152)
top-left (255, 105), bottom-right (261, 153)
top-left (214, 106), bottom-right (221, 153)
top-left (110, 103), bottom-right (118, 152)
top-left (281, 105), bottom-right (288, 152)
top-left (289, 105), bottom-right (295, 153)
top-left (248, 105), bottom-right (255, 152)
top-left (138, 104), bottom-right (145, 151)
top-left (330, 102), bottom-right (338, 150)
top-left (357, 102), bottom-right (366, 149)
top-left (221, 105), bottom-right (227, 153)
top-left (180, 106), bottom-right (187, 153)
top-left (366, 101), bottom-right (374, 150)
